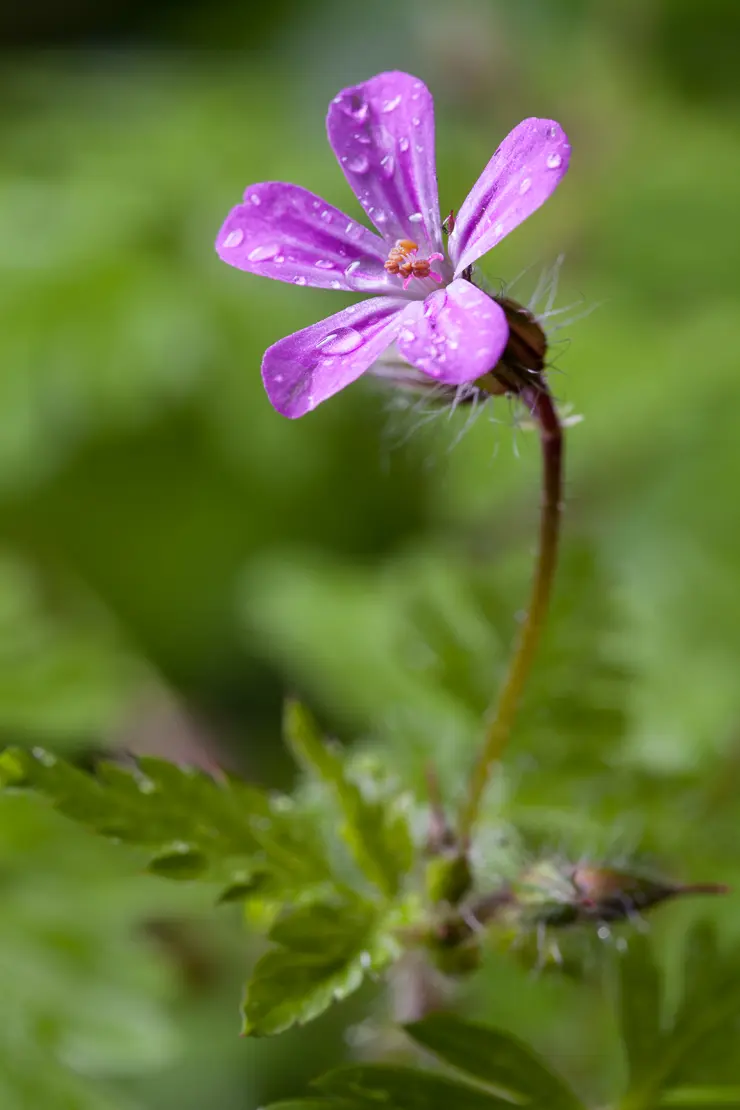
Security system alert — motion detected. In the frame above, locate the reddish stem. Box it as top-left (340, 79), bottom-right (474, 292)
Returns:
top-left (458, 385), bottom-right (564, 844)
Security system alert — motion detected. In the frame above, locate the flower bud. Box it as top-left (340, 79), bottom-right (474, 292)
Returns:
top-left (570, 865), bottom-right (728, 923)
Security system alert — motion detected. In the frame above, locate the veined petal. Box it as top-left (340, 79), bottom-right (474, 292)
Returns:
top-left (396, 279), bottom-right (509, 385)
top-left (262, 297), bottom-right (406, 417)
top-left (327, 72), bottom-right (443, 253)
top-left (449, 119), bottom-right (570, 276)
top-left (216, 183), bottom-right (393, 293)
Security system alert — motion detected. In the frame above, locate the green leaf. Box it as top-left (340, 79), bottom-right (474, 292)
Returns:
top-left (616, 932), bottom-right (666, 1090)
top-left (314, 1064), bottom-right (514, 1110)
top-left (265, 1103), bottom-right (357, 1110)
top-left (0, 747), bottom-right (332, 897)
top-left (284, 700), bottom-right (413, 898)
top-left (619, 924), bottom-right (740, 1110)
top-left (661, 1089), bottom-right (740, 1106)
top-left (406, 1013), bottom-right (585, 1108)
top-left (659, 923), bottom-right (740, 1091)
top-left (242, 896), bottom-right (397, 1037)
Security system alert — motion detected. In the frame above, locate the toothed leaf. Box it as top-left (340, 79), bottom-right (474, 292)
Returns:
top-left (284, 700), bottom-right (413, 898)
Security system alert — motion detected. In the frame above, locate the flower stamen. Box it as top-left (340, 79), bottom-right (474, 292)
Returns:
top-left (384, 239), bottom-right (444, 289)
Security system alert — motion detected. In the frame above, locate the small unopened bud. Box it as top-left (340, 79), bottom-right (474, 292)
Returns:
top-left (570, 865), bottom-right (729, 923)
top-left (504, 857), bottom-right (728, 935)
top-left (475, 296), bottom-right (548, 398)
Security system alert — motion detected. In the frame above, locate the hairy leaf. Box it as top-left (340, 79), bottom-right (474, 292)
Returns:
top-left (284, 700), bottom-right (413, 898)
top-left (242, 896), bottom-right (398, 1037)
top-left (0, 747), bottom-right (332, 897)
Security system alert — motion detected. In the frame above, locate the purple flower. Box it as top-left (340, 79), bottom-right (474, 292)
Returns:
top-left (216, 71), bottom-right (570, 418)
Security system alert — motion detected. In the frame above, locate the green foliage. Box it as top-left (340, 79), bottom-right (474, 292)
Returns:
top-left (617, 925), bottom-right (740, 1109)
top-left (313, 1064), bottom-right (515, 1110)
top-left (263, 928), bottom-right (740, 1109)
top-left (2, 3), bottom-right (740, 1106)
top-left (0, 745), bottom-right (331, 898)
top-left (244, 542), bottom-right (631, 799)
top-left (284, 700), bottom-right (414, 898)
top-left (0, 553), bottom-right (146, 748)
top-left (1, 707), bottom-right (420, 1040)
top-left (242, 896), bottom-right (398, 1037)
top-left (0, 793), bottom-right (184, 1110)
top-left (406, 1012), bottom-right (584, 1108)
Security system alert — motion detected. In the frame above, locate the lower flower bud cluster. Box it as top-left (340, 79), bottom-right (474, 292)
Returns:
top-left (413, 851), bottom-right (728, 975)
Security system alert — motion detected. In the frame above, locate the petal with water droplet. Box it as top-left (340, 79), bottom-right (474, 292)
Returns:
top-left (397, 279), bottom-right (509, 385)
top-left (327, 71), bottom-right (443, 252)
top-left (262, 296), bottom-right (406, 417)
top-left (448, 118), bottom-right (570, 276)
top-left (215, 182), bottom-right (391, 292)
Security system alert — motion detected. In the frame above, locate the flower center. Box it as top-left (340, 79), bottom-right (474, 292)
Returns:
top-left (384, 239), bottom-right (444, 290)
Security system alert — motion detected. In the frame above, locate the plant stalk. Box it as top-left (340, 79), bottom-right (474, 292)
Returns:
top-left (458, 384), bottom-right (564, 844)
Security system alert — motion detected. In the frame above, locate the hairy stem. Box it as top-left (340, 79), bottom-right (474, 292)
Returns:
top-left (458, 385), bottom-right (564, 844)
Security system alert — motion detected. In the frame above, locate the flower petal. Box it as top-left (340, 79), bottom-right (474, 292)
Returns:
top-left (327, 72), bottom-right (443, 253)
top-left (262, 297), bottom-right (406, 417)
top-left (216, 183), bottom-right (393, 292)
top-left (396, 279), bottom-right (509, 385)
top-left (448, 119), bottom-right (570, 276)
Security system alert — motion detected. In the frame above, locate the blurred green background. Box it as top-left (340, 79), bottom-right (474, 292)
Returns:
top-left (2, 0), bottom-right (740, 1106)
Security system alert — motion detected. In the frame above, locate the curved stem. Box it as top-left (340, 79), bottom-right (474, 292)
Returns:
top-left (458, 385), bottom-right (564, 844)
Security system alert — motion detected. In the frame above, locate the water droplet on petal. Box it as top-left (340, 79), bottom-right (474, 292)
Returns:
top-left (345, 222), bottom-right (363, 238)
top-left (400, 328), bottom-right (415, 343)
top-left (248, 243), bottom-right (280, 262)
top-left (223, 228), bottom-right (244, 249)
top-left (248, 194), bottom-right (261, 206)
top-left (317, 327), bottom-right (364, 355)
top-left (330, 280), bottom-right (341, 289)
top-left (408, 212), bottom-right (423, 223)
top-left (547, 124), bottom-right (558, 139)
top-left (546, 152), bottom-right (562, 169)
top-left (306, 393), bottom-right (316, 410)
top-left (338, 94), bottom-right (369, 122)
top-left (519, 177), bottom-right (532, 195)
top-left (344, 260), bottom-right (362, 278)
top-left (372, 208), bottom-right (387, 224)
top-left (411, 116), bottom-right (421, 127)
top-left (415, 144), bottom-right (424, 154)
top-left (494, 222), bottom-right (504, 237)
top-left (399, 137), bottom-right (410, 153)
top-left (382, 94), bottom-right (402, 113)
top-left (320, 209), bottom-right (333, 222)
top-left (293, 276), bottom-right (307, 285)
top-left (347, 154), bottom-right (369, 174)
top-left (315, 259), bottom-right (334, 269)
top-left (274, 374), bottom-right (284, 382)
top-left (380, 154), bottom-right (395, 178)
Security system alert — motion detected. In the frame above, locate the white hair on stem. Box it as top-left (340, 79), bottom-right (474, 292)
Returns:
top-left (374, 256), bottom-right (598, 457)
